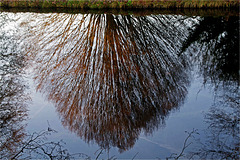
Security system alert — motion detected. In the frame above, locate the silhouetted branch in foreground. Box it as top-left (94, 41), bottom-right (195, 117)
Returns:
top-left (164, 129), bottom-right (198, 160)
top-left (189, 95), bottom-right (240, 160)
top-left (10, 129), bottom-right (90, 160)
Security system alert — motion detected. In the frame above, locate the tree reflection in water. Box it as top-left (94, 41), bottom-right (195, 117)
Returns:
top-left (0, 13), bottom-right (28, 158)
top-left (193, 93), bottom-right (239, 159)
top-left (182, 16), bottom-right (239, 84)
top-left (25, 13), bottom-right (194, 152)
top-left (181, 15), bottom-right (239, 159)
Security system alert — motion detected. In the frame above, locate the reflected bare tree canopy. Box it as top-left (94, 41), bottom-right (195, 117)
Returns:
top-left (182, 15), bottom-right (239, 159)
top-left (193, 93), bottom-right (240, 159)
top-left (0, 10), bottom-right (239, 158)
top-left (24, 13), bottom-right (194, 151)
top-left (182, 16), bottom-right (239, 84)
top-left (0, 13), bottom-right (28, 158)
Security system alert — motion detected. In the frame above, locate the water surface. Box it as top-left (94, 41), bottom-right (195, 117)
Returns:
top-left (0, 9), bottom-right (239, 159)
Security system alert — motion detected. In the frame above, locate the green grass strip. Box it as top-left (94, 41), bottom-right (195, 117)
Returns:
top-left (0, 0), bottom-right (239, 9)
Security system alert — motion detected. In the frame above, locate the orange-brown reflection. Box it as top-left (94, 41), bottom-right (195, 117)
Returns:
top-left (25, 13), bottom-right (191, 152)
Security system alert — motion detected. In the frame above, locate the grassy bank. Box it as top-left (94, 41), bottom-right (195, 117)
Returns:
top-left (1, 8), bottom-right (239, 17)
top-left (0, 0), bottom-right (239, 9)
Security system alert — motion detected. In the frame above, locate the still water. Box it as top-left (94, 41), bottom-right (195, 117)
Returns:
top-left (0, 9), bottom-right (239, 159)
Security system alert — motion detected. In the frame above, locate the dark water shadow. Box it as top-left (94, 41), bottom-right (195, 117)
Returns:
top-left (182, 15), bottom-right (239, 87)
top-left (180, 14), bottom-right (239, 159)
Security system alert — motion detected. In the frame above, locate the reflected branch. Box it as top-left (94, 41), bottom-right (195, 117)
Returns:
top-left (10, 129), bottom-right (90, 159)
top-left (182, 16), bottom-right (239, 85)
top-left (181, 15), bottom-right (239, 159)
top-left (190, 93), bottom-right (240, 159)
top-left (24, 12), bottom-right (194, 152)
top-left (0, 13), bottom-right (29, 159)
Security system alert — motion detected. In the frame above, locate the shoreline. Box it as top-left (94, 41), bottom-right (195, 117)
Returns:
top-left (0, 0), bottom-right (239, 9)
top-left (1, 8), bottom-right (239, 17)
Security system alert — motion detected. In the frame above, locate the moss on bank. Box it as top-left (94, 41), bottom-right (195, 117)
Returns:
top-left (0, 0), bottom-right (239, 9)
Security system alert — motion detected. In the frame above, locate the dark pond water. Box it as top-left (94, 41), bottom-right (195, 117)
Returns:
top-left (0, 9), bottom-right (239, 159)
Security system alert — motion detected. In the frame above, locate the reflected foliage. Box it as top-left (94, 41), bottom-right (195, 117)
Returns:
top-left (0, 13), bottom-right (28, 158)
top-left (182, 15), bottom-right (239, 159)
top-left (182, 16), bottom-right (239, 85)
top-left (25, 13), bottom-right (193, 151)
top-left (190, 92), bottom-right (239, 159)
